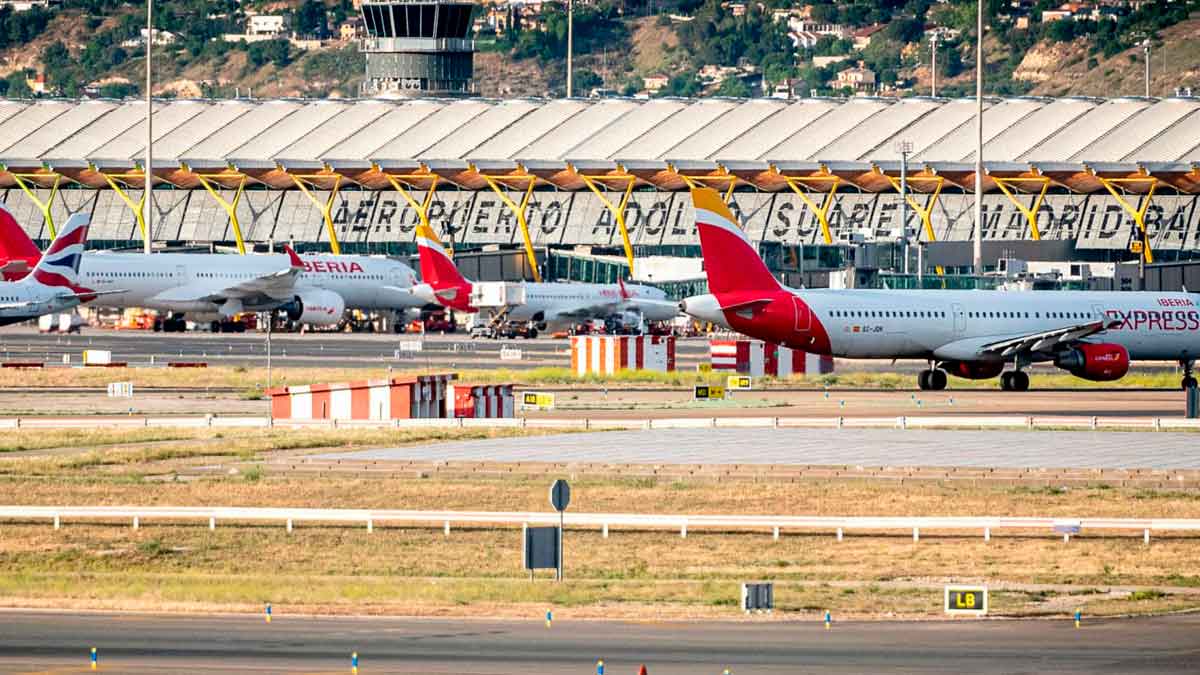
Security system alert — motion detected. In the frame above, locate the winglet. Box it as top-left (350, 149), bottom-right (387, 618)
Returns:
top-left (284, 245), bottom-right (303, 270)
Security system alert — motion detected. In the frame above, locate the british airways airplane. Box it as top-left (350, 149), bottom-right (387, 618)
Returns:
top-left (0, 204), bottom-right (425, 332)
top-left (680, 187), bottom-right (1199, 392)
top-left (0, 213), bottom-right (119, 326)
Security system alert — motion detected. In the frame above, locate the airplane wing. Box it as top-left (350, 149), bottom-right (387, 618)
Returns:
top-left (933, 319), bottom-right (1121, 362)
top-left (149, 267), bottom-right (299, 305)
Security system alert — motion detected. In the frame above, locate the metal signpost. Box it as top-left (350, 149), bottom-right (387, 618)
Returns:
top-left (549, 479), bottom-right (570, 581)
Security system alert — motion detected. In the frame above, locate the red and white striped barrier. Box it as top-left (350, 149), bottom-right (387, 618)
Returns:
top-left (447, 384), bottom-right (515, 419)
top-left (710, 340), bottom-right (834, 377)
top-left (267, 375), bottom-right (456, 421)
top-left (570, 335), bottom-right (676, 376)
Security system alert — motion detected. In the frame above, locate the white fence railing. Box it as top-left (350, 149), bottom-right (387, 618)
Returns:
top-left (0, 415), bottom-right (1198, 431)
top-left (1, 506), bottom-right (1197, 543)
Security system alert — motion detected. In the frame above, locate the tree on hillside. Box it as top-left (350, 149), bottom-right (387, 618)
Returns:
top-left (716, 76), bottom-right (751, 97)
top-left (296, 0), bottom-right (330, 39)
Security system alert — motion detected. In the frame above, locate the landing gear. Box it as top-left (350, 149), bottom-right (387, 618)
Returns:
top-left (1000, 371), bottom-right (1030, 392)
top-left (1182, 359), bottom-right (1197, 391)
top-left (918, 368), bottom-right (947, 391)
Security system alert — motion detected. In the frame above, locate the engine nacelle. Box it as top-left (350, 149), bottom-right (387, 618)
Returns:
top-left (942, 360), bottom-right (1005, 380)
top-left (282, 290), bottom-right (345, 326)
top-left (1053, 343), bottom-right (1130, 382)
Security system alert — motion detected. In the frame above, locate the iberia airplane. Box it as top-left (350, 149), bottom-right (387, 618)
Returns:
top-left (679, 187), bottom-right (1199, 392)
top-left (411, 221), bottom-right (677, 336)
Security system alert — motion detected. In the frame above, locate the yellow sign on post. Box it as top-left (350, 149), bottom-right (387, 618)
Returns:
top-left (944, 586), bottom-right (988, 615)
top-left (726, 375), bottom-right (752, 390)
top-left (694, 385), bottom-right (726, 401)
top-left (522, 392), bottom-right (556, 411)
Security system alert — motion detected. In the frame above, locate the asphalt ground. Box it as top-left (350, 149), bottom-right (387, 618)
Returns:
top-left (314, 427), bottom-right (1200, 470)
top-left (1, 610), bottom-right (1197, 674)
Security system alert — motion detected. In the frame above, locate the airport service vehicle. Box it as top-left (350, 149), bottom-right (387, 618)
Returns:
top-left (680, 187), bottom-right (1200, 392)
top-left (412, 221), bottom-right (677, 338)
top-left (0, 214), bottom-right (116, 326)
top-left (0, 212), bottom-right (425, 332)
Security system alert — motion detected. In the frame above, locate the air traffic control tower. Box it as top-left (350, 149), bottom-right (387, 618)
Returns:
top-left (359, 0), bottom-right (477, 97)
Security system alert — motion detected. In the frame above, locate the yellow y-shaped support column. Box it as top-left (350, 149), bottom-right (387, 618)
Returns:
top-left (993, 177), bottom-right (1050, 241)
top-left (580, 174), bottom-right (636, 274)
top-left (7, 171), bottom-right (61, 239)
top-left (481, 175), bottom-right (540, 282)
top-left (883, 174), bottom-right (946, 276)
top-left (290, 174), bottom-right (343, 255)
top-left (1099, 177), bottom-right (1157, 264)
top-left (194, 174), bottom-right (248, 254)
top-left (783, 176), bottom-right (839, 245)
top-left (384, 173), bottom-right (441, 242)
top-left (101, 173), bottom-right (149, 249)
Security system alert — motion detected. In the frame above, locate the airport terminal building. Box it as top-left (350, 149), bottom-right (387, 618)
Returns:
top-left (0, 95), bottom-right (1198, 283)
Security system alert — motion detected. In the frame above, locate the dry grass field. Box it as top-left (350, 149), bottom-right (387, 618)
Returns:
top-left (1, 425), bottom-right (1198, 620)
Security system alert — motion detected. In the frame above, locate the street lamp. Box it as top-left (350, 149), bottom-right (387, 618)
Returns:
top-left (143, 0), bottom-right (153, 255)
top-left (894, 140), bottom-right (913, 278)
top-left (1142, 39), bottom-right (1151, 97)
top-left (972, 0), bottom-right (983, 277)
top-left (929, 31), bottom-right (938, 98)
top-left (566, 0), bottom-right (574, 97)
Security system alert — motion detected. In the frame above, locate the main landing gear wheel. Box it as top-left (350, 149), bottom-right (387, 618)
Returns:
top-left (1184, 376), bottom-right (1198, 391)
top-left (918, 369), bottom-right (947, 391)
top-left (1000, 371), bottom-right (1030, 392)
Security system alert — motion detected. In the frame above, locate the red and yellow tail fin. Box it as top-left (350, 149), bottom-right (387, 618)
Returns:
top-left (691, 187), bottom-right (781, 296)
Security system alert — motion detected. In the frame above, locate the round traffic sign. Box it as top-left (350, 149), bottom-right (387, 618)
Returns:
top-left (549, 479), bottom-right (571, 512)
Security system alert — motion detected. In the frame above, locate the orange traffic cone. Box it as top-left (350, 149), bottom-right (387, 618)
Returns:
top-left (637, 666), bottom-right (648, 675)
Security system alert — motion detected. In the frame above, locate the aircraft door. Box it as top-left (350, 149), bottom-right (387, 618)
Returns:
top-left (175, 265), bottom-right (187, 284)
top-left (952, 303), bottom-right (966, 333)
top-left (793, 296), bottom-right (811, 333)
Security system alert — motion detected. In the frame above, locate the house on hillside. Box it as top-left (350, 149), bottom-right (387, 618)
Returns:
top-left (248, 14), bottom-right (289, 37)
top-left (643, 74), bottom-right (670, 93)
top-left (120, 28), bottom-right (177, 48)
top-left (851, 24), bottom-right (885, 50)
top-left (836, 62), bottom-right (876, 93)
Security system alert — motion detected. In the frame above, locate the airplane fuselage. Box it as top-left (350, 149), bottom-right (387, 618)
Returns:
top-left (699, 288), bottom-right (1200, 362)
top-left (76, 252), bottom-right (420, 315)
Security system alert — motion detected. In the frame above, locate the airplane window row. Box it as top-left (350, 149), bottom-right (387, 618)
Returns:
top-left (968, 311), bottom-right (1095, 320)
top-left (87, 272), bottom-right (170, 278)
top-left (831, 310), bottom-right (946, 319)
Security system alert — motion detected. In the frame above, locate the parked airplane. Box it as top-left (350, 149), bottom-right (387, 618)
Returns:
top-left (0, 213), bottom-right (118, 326)
top-left (680, 187), bottom-right (1199, 391)
top-left (411, 221), bottom-right (677, 336)
top-left (0, 211), bottom-right (426, 331)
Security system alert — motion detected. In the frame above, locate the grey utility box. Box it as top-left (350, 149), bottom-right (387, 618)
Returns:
top-left (741, 582), bottom-right (774, 613)
top-left (523, 526), bottom-right (560, 570)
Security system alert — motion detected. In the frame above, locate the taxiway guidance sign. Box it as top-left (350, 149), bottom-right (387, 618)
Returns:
top-left (944, 586), bottom-right (988, 615)
top-left (726, 375), bottom-right (753, 390)
top-left (522, 392), bottom-right (556, 411)
top-left (694, 384), bottom-right (726, 400)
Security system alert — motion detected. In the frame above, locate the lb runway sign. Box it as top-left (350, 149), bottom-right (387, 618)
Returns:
top-left (944, 586), bottom-right (988, 615)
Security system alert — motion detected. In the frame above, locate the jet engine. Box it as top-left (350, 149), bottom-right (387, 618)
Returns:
top-left (941, 360), bottom-right (1005, 380)
top-left (1053, 343), bottom-right (1130, 381)
top-left (282, 290), bottom-right (345, 326)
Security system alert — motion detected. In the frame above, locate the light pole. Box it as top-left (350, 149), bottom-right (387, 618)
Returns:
top-left (972, 0), bottom-right (984, 277)
top-left (929, 31), bottom-right (938, 98)
top-left (143, 0), bottom-right (153, 255)
top-left (1142, 39), bottom-right (1151, 97)
top-left (894, 140), bottom-right (913, 277)
top-left (565, 0), bottom-right (574, 97)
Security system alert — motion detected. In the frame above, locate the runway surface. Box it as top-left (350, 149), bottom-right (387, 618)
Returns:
top-left (317, 428), bottom-right (1200, 469)
top-left (1, 610), bottom-right (1197, 674)
top-left (0, 328), bottom-right (710, 370)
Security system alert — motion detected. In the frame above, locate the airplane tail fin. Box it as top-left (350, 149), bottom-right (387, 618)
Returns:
top-left (0, 201), bottom-right (45, 266)
top-left (691, 187), bottom-right (781, 296)
top-left (26, 213), bottom-right (89, 289)
top-left (415, 221), bottom-right (469, 291)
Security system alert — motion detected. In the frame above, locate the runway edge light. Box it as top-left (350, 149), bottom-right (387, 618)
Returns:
top-left (824, 610), bottom-right (831, 629)
top-left (596, 658), bottom-right (604, 675)
top-left (1075, 608), bottom-right (1081, 628)
top-left (265, 602), bottom-right (272, 623)
top-left (352, 651), bottom-right (359, 673)
top-left (90, 646), bottom-right (97, 670)
top-left (545, 609), bottom-right (552, 628)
